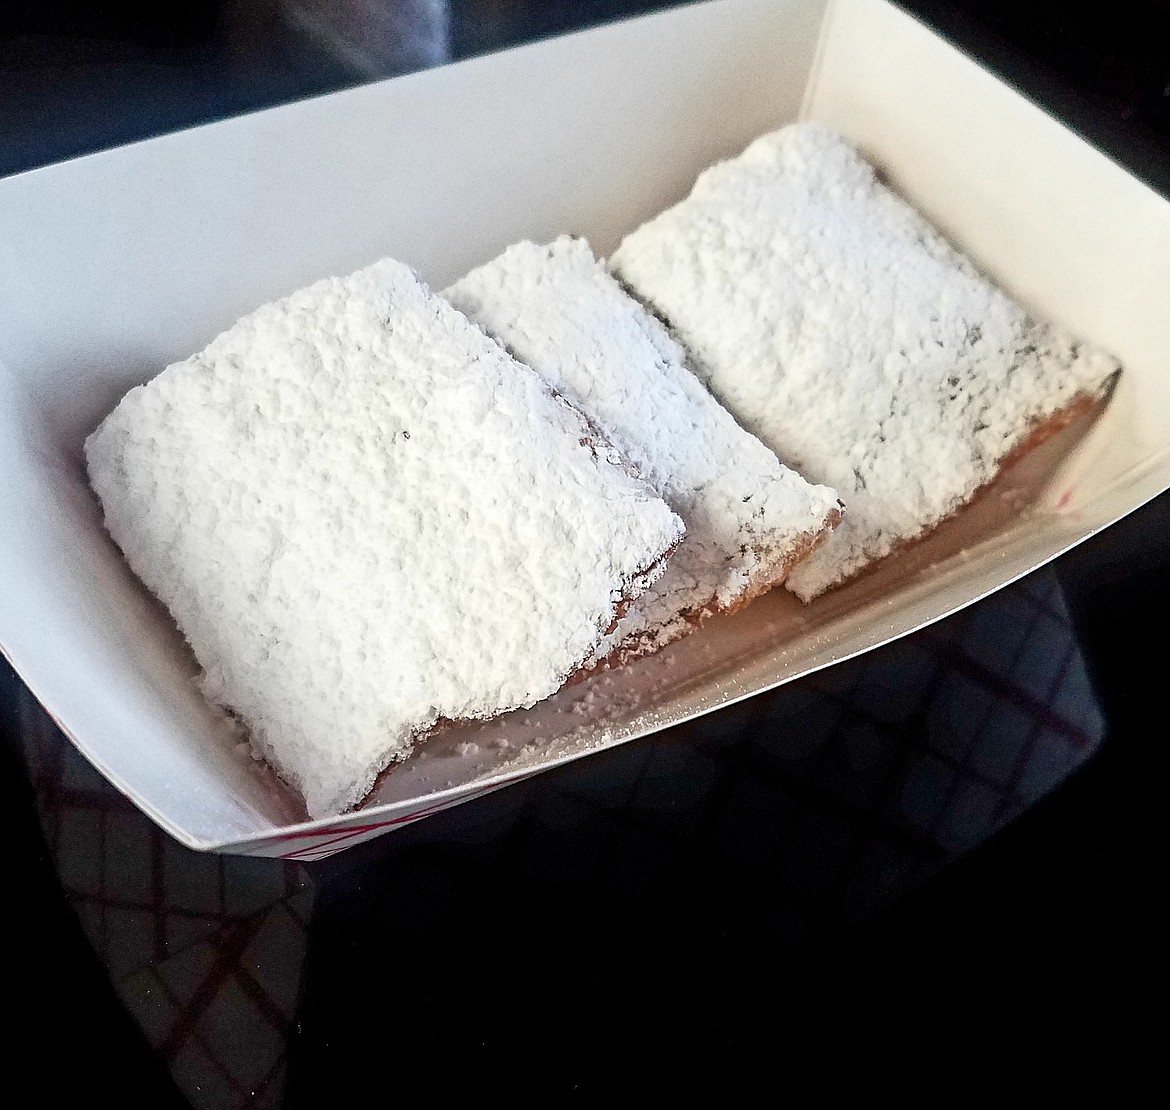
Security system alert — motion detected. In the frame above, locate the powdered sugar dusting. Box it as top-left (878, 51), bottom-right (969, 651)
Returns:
top-left (86, 257), bottom-right (683, 818)
top-left (445, 237), bottom-right (841, 660)
top-left (610, 123), bottom-right (1120, 600)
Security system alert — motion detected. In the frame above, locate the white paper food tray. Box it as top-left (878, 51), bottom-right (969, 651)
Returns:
top-left (1, 0), bottom-right (1166, 859)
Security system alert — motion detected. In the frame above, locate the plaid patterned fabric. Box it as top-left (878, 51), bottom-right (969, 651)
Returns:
top-left (16, 702), bottom-right (311, 1107)
top-left (9, 567), bottom-right (1104, 1107)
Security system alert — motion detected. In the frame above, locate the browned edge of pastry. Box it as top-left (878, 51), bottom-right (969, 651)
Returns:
top-left (356, 536), bottom-right (681, 809)
top-left (354, 386), bottom-right (1113, 809)
top-left (800, 386), bottom-right (1114, 601)
top-left (570, 498), bottom-right (846, 682)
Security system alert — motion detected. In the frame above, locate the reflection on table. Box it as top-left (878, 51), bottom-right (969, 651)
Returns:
top-left (10, 565), bottom-right (1103, 1108)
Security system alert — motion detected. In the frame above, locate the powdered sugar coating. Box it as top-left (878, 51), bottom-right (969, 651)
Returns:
top-left (86, 258), bottom-right (683, 817)
top-left (611, 123), bottom-right (1120, 600)
top-left (445, 237), bottom-right (841, 660)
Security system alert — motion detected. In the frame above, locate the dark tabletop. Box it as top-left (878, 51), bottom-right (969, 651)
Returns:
top-left (2, 1), bottom-right (1166, 1101)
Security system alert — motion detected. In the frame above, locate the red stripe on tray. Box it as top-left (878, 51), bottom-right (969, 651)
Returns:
top-left (273, 794), bottom-right (490, 858)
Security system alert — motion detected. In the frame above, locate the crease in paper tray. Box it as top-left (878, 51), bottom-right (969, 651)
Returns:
top-left (1, 0), bottom-right (1168, 856)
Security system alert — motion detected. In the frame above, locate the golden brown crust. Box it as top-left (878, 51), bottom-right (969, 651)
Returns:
top-left (359, 537), bottom-right (682, 801)
top-left (805, 390), bottom-right (1109, 599)
top-left (572, 498), bottom-right (845, 679)
top-left (362, 392), bottom-right (1107, 805)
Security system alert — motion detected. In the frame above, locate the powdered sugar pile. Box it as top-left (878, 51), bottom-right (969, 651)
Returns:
top-left (86, 258), bottom-right (682, 817)
top-left (445, 236), bottom-right (841, 659)
top-left (611, 123), bottom-right (1120, 600)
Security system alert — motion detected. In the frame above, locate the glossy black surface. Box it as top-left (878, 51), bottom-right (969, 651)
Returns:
top-left (2, 2), bottom-right (1165, 1101)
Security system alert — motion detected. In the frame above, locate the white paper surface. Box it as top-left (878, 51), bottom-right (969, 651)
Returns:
top-left (1, 0), bottom-right (1166, 856)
